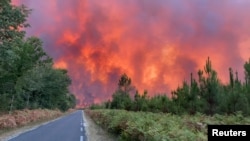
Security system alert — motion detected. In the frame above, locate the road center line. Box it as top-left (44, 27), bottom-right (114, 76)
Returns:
top-left (80, 127), bottom-right (83, 132)
top-left (80, 136), bottom-right (83, 141)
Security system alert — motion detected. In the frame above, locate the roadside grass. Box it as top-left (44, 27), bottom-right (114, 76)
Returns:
top-left (86, 109), bottom-right (250, 141)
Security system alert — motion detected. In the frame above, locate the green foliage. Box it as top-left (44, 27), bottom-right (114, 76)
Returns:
top-left (171, 78), bottom-right (204, 115)
top-left (218, 69), bottom-right (249, 115)
top-left (90, 103), bottom-right (106, 110)
top-left (147, 94), bottom-right (170, 113)
top-left (133, 90), bottom-right (150, 112)
top-left (111, 73), bottom-right (133, 110)
top-left (198, 57), bottom-right (220, 115)
top-left (189, 74), bottom-right (204, 114)
top-left (0, 1), bottom-right (75, 112)
top-left (111, 90), bottom-right (132, 110)
top-left (87, 109), bottom-right (250, 141)
top-left (244, 59), bottom-right (250, 86)
top-left (0, 1), bottom-right (30, 42)
top-left (118, 73), bottom-right (132, 94)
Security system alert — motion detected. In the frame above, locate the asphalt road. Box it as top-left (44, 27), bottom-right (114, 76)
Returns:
top-left (9, 110), bottom-right (87, 141)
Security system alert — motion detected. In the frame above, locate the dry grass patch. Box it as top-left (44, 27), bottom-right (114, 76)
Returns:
top-left (0, 109), bottom-right (62, 130)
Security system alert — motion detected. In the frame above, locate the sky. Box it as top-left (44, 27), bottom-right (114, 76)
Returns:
top-left (13, 0), bottom-right (250, 106)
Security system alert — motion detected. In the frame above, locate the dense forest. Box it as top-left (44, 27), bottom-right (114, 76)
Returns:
top-left (0, 0), bottom-right (76, 113)
top-left (92, 57), bottom-right (250, 116)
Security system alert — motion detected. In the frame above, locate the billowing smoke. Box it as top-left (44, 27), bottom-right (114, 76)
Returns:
top-left (13, 0), bottom-right (250, 106)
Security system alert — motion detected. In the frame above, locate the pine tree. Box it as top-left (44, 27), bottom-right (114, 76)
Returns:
top-left (111, 73), bottom-right (133, 110)
top-left (199, 57), bottom-right (220, 115)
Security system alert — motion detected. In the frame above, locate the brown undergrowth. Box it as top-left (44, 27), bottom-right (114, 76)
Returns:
top-left (0, 109), bottom-right (63, 130)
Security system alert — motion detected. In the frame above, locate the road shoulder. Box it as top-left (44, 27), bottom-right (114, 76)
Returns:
top-left (82, 110), bottom-right (117, 141)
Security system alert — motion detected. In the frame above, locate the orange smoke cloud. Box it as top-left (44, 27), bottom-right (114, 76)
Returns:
top-left (13, 0), bottom-right (250, 106)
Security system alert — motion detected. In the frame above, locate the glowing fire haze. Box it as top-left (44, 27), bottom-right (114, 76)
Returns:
top-left (13, 0), bottom-right (250, 106)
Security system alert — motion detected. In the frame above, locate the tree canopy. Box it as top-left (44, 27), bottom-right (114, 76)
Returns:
top-left (0, 1), bottom-right (76, 113)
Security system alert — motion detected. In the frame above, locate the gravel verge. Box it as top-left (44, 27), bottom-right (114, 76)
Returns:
top-left (82, 110), bottom-right (117, 141)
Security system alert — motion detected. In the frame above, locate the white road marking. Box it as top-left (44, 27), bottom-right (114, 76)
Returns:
top-left (81, 127), bottom-right (83, 132)
top-left (80, 136), bottom-right (83, 141)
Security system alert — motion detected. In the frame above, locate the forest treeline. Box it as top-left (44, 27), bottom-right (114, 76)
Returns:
top-left (0, 1), bottom-right (76, 113)
top-left (92, 57), bottom-right (250, 116)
